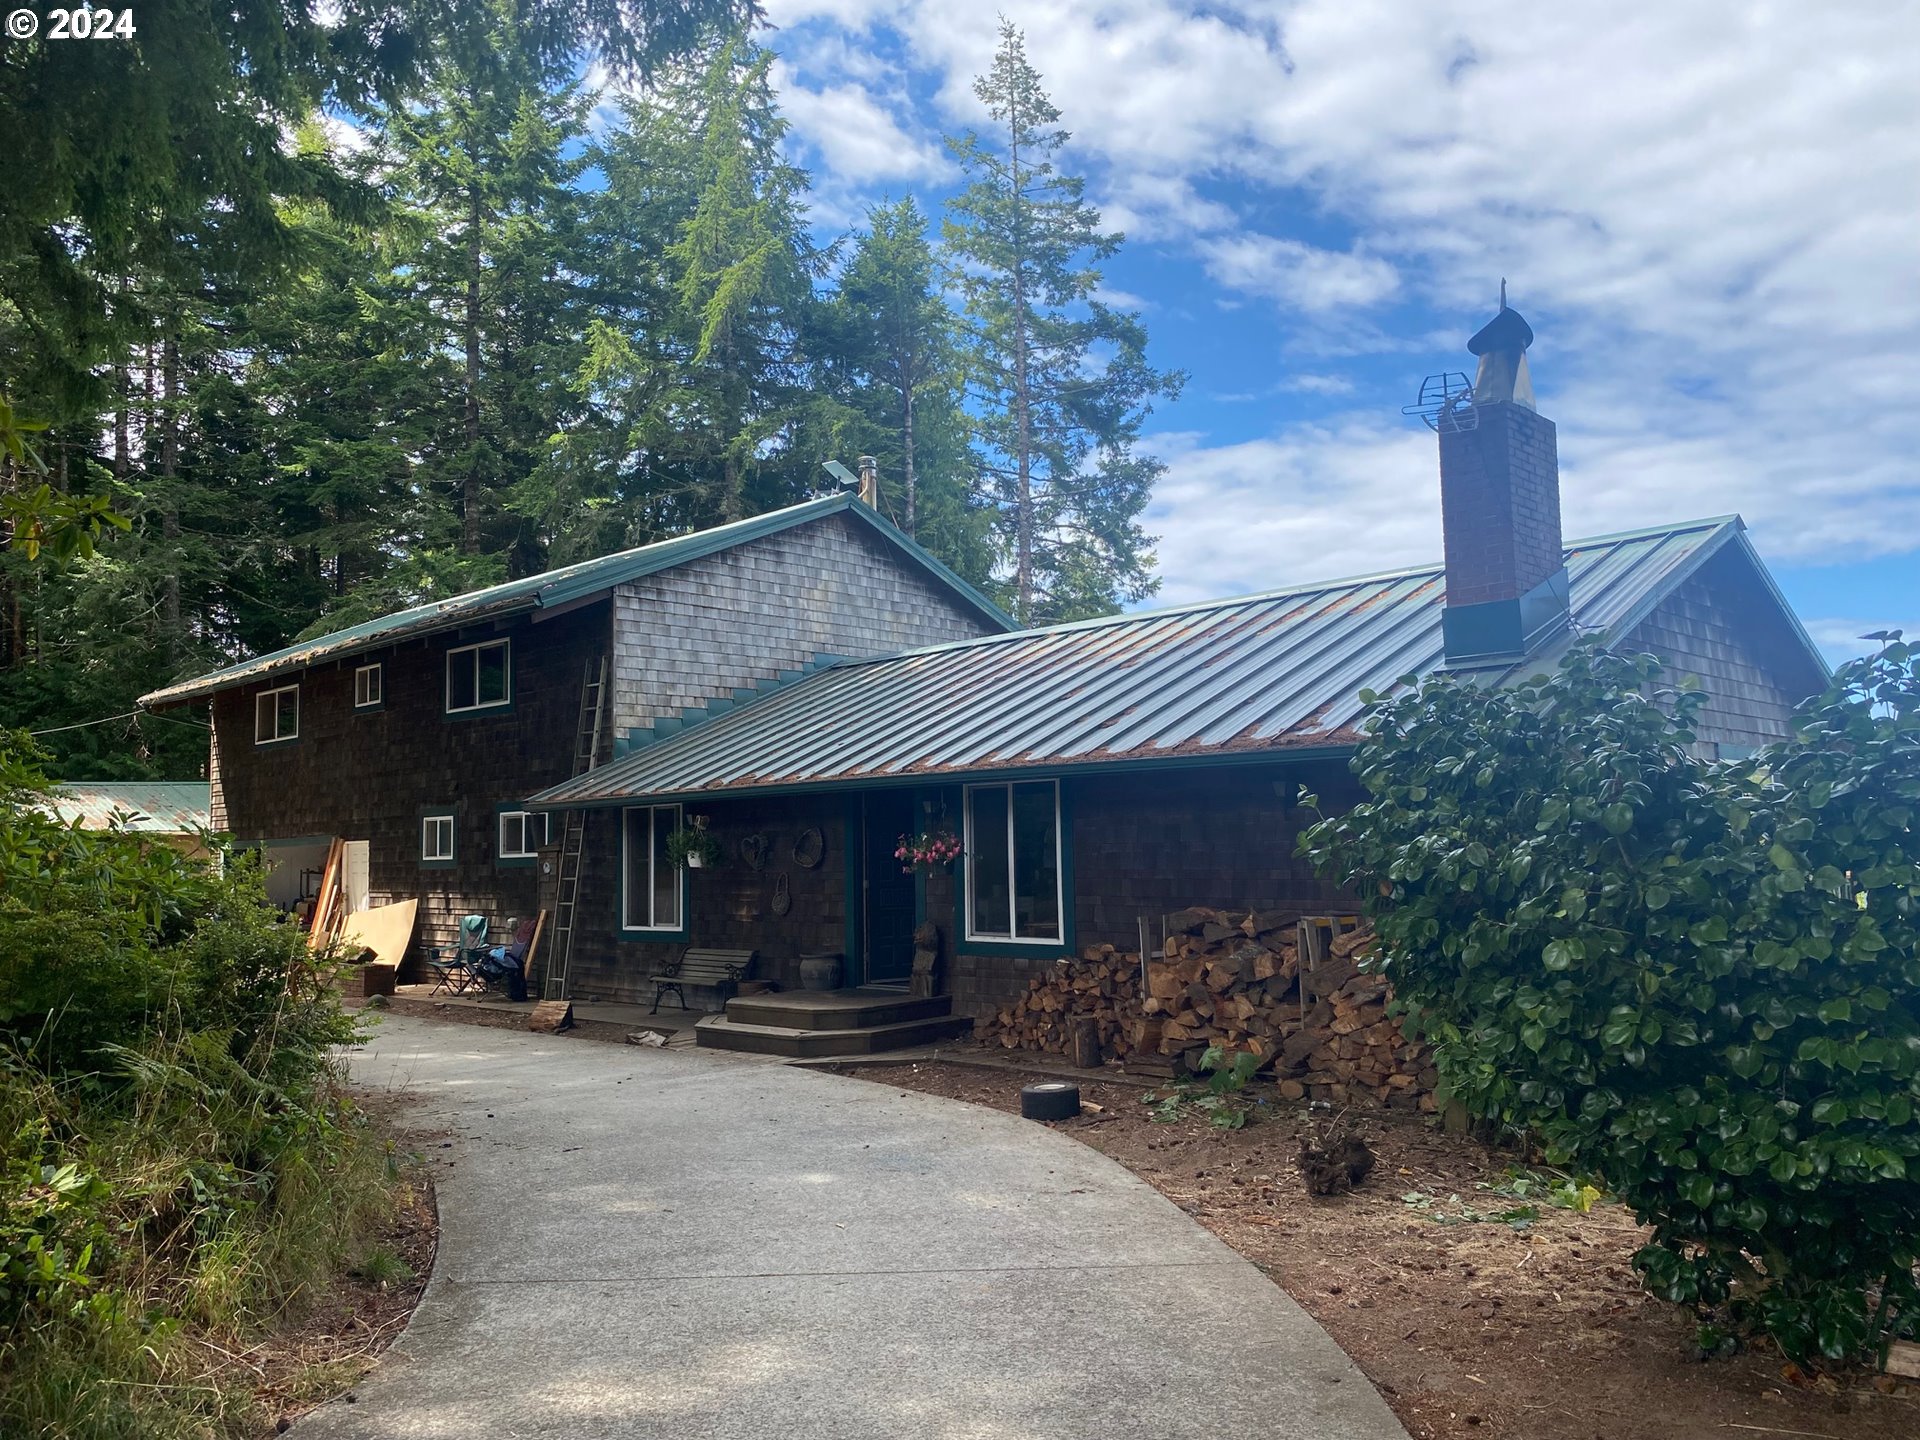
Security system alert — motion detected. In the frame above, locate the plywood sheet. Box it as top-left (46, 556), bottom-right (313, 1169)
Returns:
top-left (339, 899), bottom-right (418, 969)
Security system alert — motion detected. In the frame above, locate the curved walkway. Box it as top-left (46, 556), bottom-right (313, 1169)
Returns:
top-left (301, 1014), bottom-right (1406, 1440)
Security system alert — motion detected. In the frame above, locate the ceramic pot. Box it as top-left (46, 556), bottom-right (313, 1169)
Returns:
top-left (799, 952), bottom-right (843, 991)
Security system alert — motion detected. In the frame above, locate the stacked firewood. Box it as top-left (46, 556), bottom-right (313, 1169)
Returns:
top-left (1276, 923), bottom-right (1440, 1110)
top-left (976, 907), bottom-right (1437, 1109)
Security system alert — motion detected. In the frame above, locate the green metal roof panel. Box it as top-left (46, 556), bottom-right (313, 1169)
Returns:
top-left (138, 494), bottom-right (1013, 707)
top-left (49, 782), bottom-right (211, 832)
top-left (530, 515), bottom-right (1779, 806)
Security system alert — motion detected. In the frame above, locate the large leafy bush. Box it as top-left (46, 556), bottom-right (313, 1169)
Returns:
top-left (1301, 641), bottom-right (1920, 1364)
top-left (0, 734), bottom-right (387, 1438)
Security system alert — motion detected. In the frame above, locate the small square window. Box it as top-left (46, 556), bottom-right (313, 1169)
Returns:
top-left (354, 663), bottom-right (383, 709)
top-left (421, 813), bottom-right (456, 864)
top-left (254, 685), bottom-right (299, 745)
top-left (447, 639), bottom-right (510, 714)
top-left (498, 810), bottom-right (548, 860)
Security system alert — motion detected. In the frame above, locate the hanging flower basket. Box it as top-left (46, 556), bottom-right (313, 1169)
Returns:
top-left (667, 819), bottom-right (723, 870)
top-left (895, 829), bottom-right (961, 875)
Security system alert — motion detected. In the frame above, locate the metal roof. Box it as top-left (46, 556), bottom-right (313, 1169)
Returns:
top-left (48, 782), bottom-right (211, 832)
top-left (530, 515), bottom-right (1792, 807)
top-left (138, 493), bottom-right (1013, 708)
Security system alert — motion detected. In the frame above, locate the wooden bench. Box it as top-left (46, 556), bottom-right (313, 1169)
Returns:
top-left (650, 948), bottom-right (755, 1014)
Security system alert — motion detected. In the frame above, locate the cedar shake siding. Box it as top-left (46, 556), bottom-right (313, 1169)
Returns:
top-left (935, 764), bottom-right (1364, 1020)
top-left (561, 762), bottom-right (1364, 1018)
top-left (212, 604), bottom-right (609, 965)
top-left (566, 793), bottom-right (853, 1004)
top-left (610, 509), bottom-right (996, 750)
top-left (209, 509), bottom-right (998, 975)
top-left (1621, 543), bottom-right (1826, 753)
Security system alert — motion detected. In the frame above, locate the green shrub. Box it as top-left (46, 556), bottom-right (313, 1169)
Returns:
top-left (1300, 640), bottom-right (1920, 1365)
top-left (0, 732), bottom-right (395, 1438)
top-left (1144, 1043), bottom-right (1264, 1129)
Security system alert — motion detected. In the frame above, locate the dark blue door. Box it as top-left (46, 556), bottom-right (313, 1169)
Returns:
top-left (862, 792), bottom-right (917, 984)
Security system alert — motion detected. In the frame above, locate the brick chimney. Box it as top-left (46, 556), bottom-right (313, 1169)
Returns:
top-left (1438, 298), bottom-right (1570, 666)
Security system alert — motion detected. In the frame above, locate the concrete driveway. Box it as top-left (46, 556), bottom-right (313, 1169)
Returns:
top-left (301, 1013), bottom-right (1407, 1440)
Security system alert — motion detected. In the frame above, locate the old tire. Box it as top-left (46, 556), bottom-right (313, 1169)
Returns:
top-left (1020, 1081), bottom-right (1080, 1122)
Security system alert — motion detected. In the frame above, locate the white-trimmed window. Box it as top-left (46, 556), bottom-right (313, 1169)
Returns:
top-left (254, 684), bottom-right (299, 745)
top-left (446, 638), bottom-right (510, 714)
top-left (964, 780), bottom-right (1063, 943)
top-left (421, 813), bottom-right (456, 864)
top-left (498, 809), bottom-right (549, 860)
top-left (354, 663), bottom-right (383, 709)
top-left (622, 803), bottom-right (683, 932)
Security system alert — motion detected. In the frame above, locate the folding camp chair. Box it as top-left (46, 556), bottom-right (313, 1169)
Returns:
top-left (425, 915), bottom-right (489, 995)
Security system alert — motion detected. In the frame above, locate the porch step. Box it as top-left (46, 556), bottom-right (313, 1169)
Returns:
top-left (694, 1012), bottom-right (973, 1058)
top-left (725, 989), bottom-right (953, 1031)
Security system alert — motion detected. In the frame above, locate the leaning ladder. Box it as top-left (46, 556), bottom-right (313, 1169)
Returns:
top-left (545, 655), bottom-right (608, 1000)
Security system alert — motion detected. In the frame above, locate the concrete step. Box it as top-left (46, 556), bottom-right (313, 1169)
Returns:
top-left (694, 1012), bottom-right (973, 1058)
top-left (726, 989), bottom-right (952, 1031)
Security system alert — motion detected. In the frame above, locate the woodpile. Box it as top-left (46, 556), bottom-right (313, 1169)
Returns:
top-left (977, 906), bottom-right (1439, 1110)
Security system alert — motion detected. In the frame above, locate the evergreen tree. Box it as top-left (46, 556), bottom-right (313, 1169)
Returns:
top-left (370, 12), bottom-right (596, 575)
top-left (572, 34), bottom-right (833, 543)
top-left (823, 199), bottom-right (991, 586)
top-left (0, 0), bottom-right (752, 409)
top-left (943, 21), bottom-right (1182, 624)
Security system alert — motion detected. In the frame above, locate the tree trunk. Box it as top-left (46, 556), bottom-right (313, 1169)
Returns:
top-left (722, 452), bottom-right (742, 523)
top-left (160, 333), bottom-right (181, 656)
top-left (113, 280), bottom-right (130, 481)
top-left (113, 365), bottom-right (129, 481)
top-left (902, 386), bottom-right (917, 537)
top-left (462, 182), bottom-right (484, 554)
top-left (1008, 117), bottom-right (1034, 624)
top-left (718, 354), bottom-right (745, 522)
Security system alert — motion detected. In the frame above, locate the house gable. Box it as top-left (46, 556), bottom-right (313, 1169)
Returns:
top-left (138, 492), bottom-right (1008, 710)
top-left (610, 509), bottom-right (1001, 754)
top-left (1617, 535), bottom-right (1829, 753)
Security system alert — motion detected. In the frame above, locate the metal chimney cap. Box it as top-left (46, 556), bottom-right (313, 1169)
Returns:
top-left (1467, 304), bottom-right (1533, 357)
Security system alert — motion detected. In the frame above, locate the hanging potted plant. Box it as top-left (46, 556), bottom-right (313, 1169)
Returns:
top-left (667, 816), bottom-right (723, 870)
top-left (895, 828), bottom-right (962, 875)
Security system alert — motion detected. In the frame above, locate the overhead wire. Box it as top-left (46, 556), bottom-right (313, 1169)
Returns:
top-left (29, 709), bottom-right (210, 737)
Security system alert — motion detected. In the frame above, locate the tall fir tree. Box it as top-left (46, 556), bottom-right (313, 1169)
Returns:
top-left (943, 21), bottom-right (1182, 624)
top-left (569, 34), bottom-right (834, 544)
top-left (0, 4), bottom-right (764, 778)
top-left (371, 16), bottom-right (597, 576)
top-left (822, 199), bottom-right (991, 587)
top-left (0, 0), bottom-right (752, 410)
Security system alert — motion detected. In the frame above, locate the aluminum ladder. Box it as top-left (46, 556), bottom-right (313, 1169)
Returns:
top-left (544, 655), bottom-right (607, 1000)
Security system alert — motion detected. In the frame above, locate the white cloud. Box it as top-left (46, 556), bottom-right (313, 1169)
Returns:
top-left (1803, 620), bottom-right (1920, 668)
top-left (1091, 284), bottom-right (1152, 311)
top-left (764, 0), bottom-right (1920, 576)
top-left (1283, 373), bottom-right (1356, 396)
top-left (1144, 421), bottom-right (1441, 607)
top-left (1196, 232), bottom-right (1398, 311)
top-left (770, 60), bottom-right (951, 184)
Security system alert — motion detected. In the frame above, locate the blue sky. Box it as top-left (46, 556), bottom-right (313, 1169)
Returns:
top-left (754, 0), bottom-right (1917, 662)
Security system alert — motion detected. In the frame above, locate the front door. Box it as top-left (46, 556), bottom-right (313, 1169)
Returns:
top-left (861, 791), bottom-right (917, 985)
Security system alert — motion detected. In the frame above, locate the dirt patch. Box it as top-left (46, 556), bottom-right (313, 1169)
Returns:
top-left (243, 1100), bottom-right (437, 1434)
top-left (858, 1058), bottom-right (1920, 1440)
